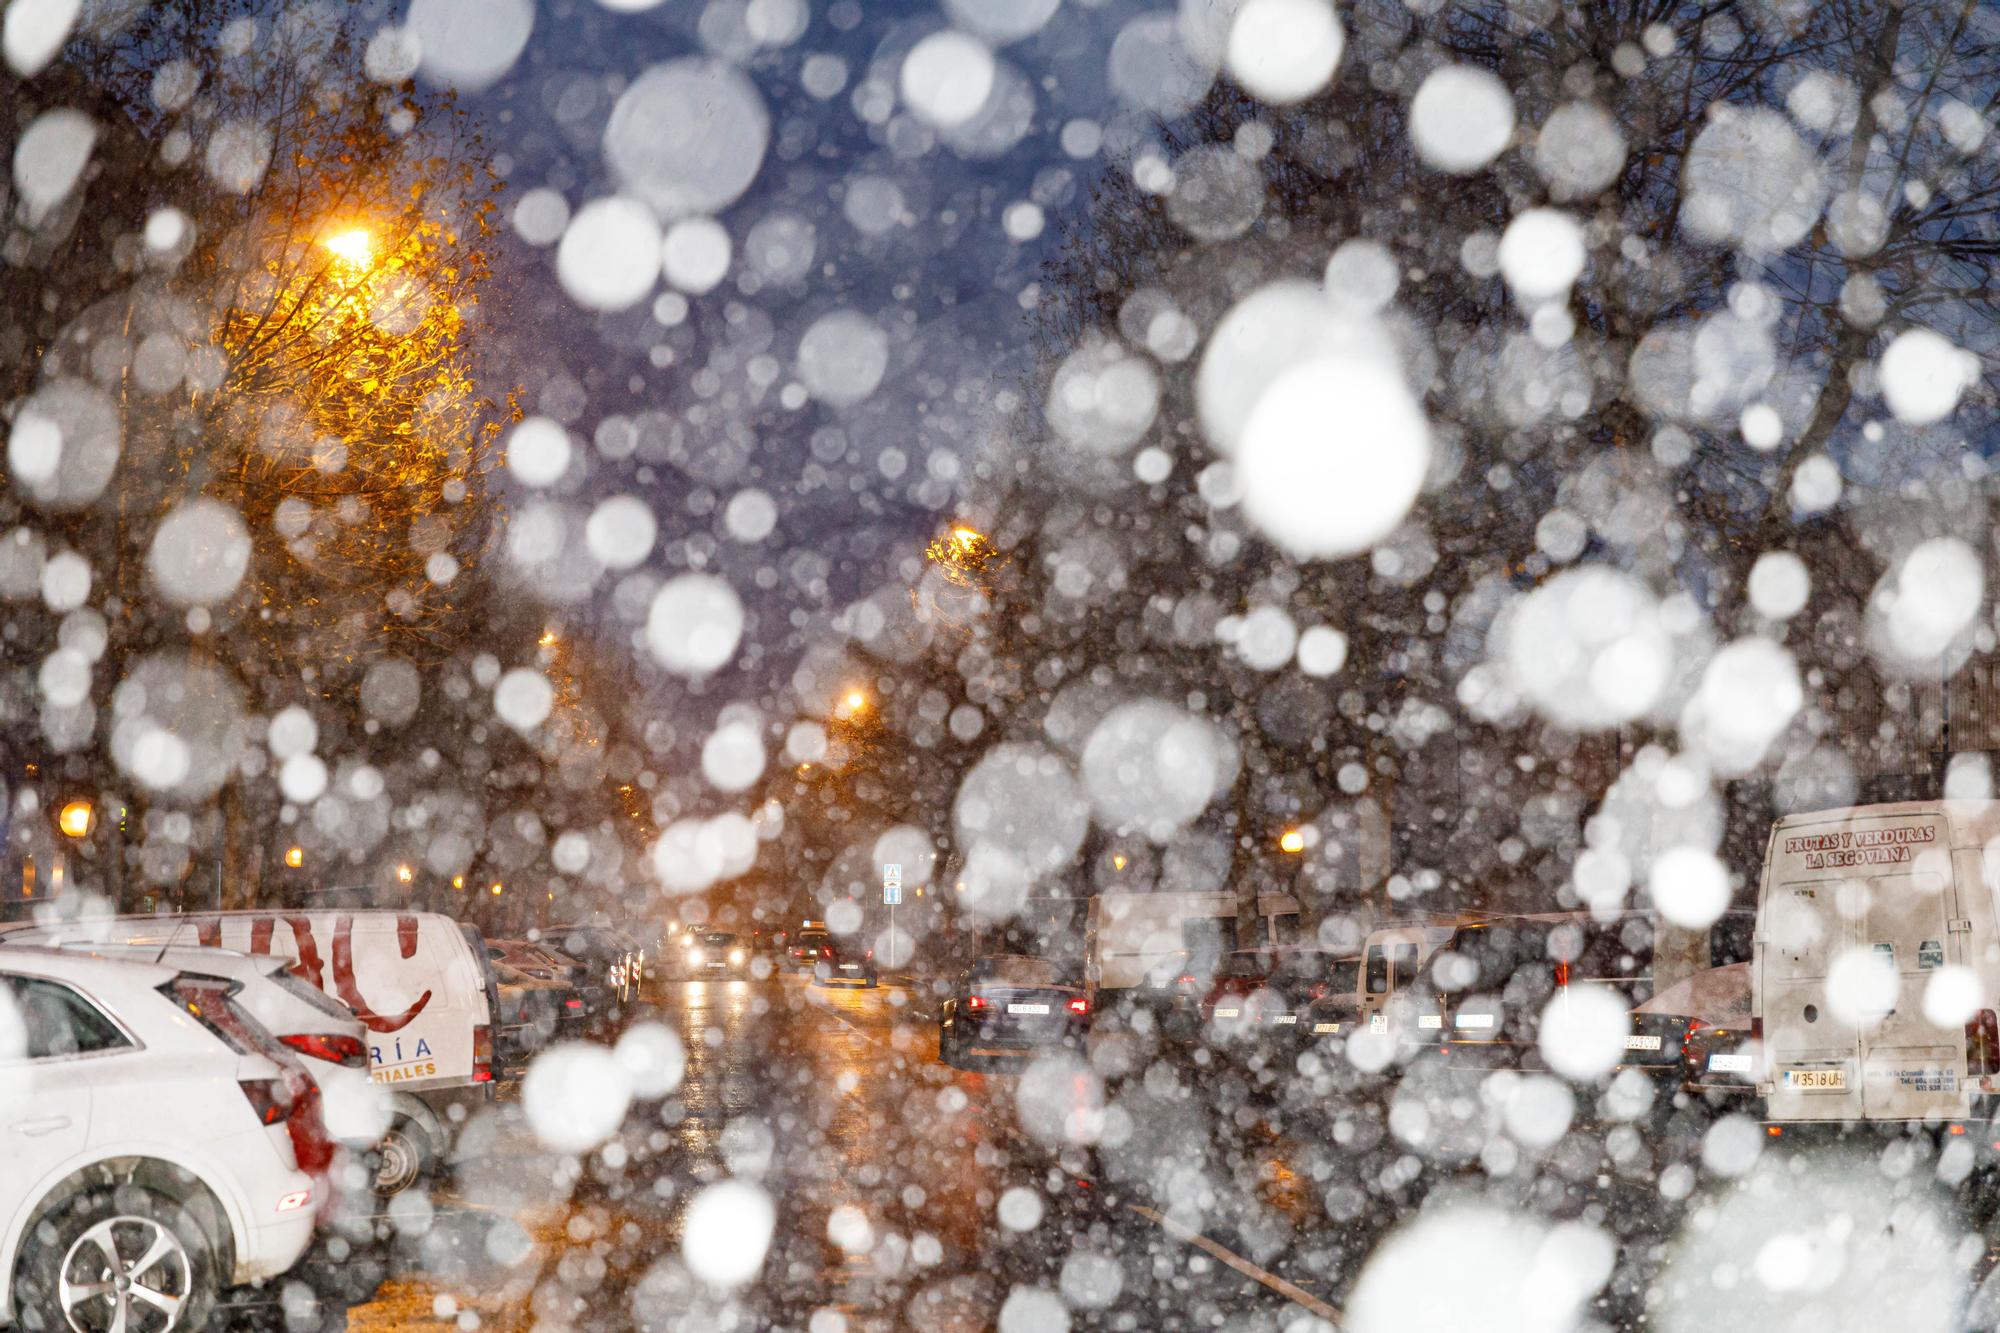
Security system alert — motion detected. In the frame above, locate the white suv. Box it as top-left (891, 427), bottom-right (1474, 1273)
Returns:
top-left (0, 948), bottom-right (320, 1331)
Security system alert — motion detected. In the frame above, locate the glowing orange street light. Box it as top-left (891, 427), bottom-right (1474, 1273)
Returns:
top-left (846, 690), bottom-right (867, 710)
top-left (323, 227), bottom-right (373, 266)
top-left (285, 846), bottom-right (305, 869)
top-left (452, 875), bottom-right (465, 889)
top-left (396, 864), bottom-right (414, 884)
top-left (1279, 828), bottom-right (1307, 854)
top-left (539, 630), bottom-right (557, 647)
top-left (1112, 854), bottom-right (1128, 871)
top-left (490, 882), bottom-right (503, 896)
top-left (57, 800), bottom-right (93, 839)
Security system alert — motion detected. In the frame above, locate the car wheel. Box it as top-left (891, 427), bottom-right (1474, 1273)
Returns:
top-left (863, 972), bottom-right (878, 989)
top-left (15, 1182), bottom-right (217, 1333)
top-left (372, 1116), bottom-right (432, 1198)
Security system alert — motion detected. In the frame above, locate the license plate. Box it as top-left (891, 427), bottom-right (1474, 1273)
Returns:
top-left (840, 963), bottom-right (858, 970)
top-left (1625, 1034), bottom-right (1662, 1051)
top-left (1273, 1014), bottom-right (1297, 1024)
top-left (1454, 1013), bottom-right (1495, 1029)
top-left (1785, 1068), bottom-right (1846, 1090)
top-left (1215, 1007), bottom-right (1240, 1018)
top-left (1008, 1002), bottom-right (1049, 1015)
top-left (1709, 1053), bottom-right (1753, 1073)
top-left (1313, 1022), bottom-right (1341, 1034)
top-left (1417, 1015), bottom-right (1443, 1030)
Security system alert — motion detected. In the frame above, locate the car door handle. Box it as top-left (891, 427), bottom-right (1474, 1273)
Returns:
top-left (12, 1116), bottom-right (71, 1137)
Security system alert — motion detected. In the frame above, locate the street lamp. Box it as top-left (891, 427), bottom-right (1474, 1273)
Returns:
top-left (56, 800), bottom-right (93, 839)
top-left (1278, 828), bottom-right (1307, 854)
top-left (285, 845), bottom-right (304, 869)
top-left (323, 227), bottom-right (373, 266)
top-left (396, 863), bottom-right (413, 884)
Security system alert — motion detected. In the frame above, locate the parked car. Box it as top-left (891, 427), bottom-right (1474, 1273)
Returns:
top-left (545, 924), bottom-right (644, 1004)
top-left (0, 948), bottom-right (323, 1330)
top-left (1642, 962), bottom-right (1758, 1098)
top-left (489, 958), bottom-right (587, 1071)
top-left (938, 955), bottom-right (1089, 1067)
top-left (8, 910), bottom-right (500, 1197)
top-left (1195, 946), bottom-right (1354, 1046)
top-left (686, 930), bottom-right (748, 977)
top-left (1388, 913), bottom-right (1656, 1071)
top-left (811, 935), bottom-right (878, 988)
top-left (489, 940), bottom-right (608, 1020)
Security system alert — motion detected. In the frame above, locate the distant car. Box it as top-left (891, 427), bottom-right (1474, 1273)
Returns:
top-left (545, 924), bottom-right (644, 1003)
top-left (938, 955), bottom-right (1089, 1067)
top-left (686, 931), bottom-right (748, 976)
top-left (811, 935), bottom-right (878, 988)
top-left (0, 948), bottom-right (323, 1330)
top-left (489, 958), bottom-right (588, 1068)
top-left (788, 930), bottom-right (831, 971)
top-left (1198, 947), bottom-right (1357, 1047)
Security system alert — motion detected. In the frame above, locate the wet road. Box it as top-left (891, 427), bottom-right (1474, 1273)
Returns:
top-left (342, 972), bottom-right (1327, 1332)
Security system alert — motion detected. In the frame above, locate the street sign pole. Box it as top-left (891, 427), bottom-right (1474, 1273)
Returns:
top-left (883, 863), bottom-right (902, 966)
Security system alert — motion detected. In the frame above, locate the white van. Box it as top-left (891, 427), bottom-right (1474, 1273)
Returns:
top-left (7, 910), bottom-right (498, 1193)
top-left (1755, 801), bottom-right (2000, 1126)
top-left (1355, 923), bottom-right (1458, 1031)
top-left (1084, 891), bottom-right (1301, 995)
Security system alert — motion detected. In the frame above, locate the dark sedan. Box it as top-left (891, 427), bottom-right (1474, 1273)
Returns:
top-left (811, 934), bottom-right (877, 987)
top-left (938, 955), bottom-right (1089, 1068)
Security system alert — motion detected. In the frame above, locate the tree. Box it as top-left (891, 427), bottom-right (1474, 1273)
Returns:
top-left (1, 2), bottom-right (512, 911)
top-left (819, 0), bottom-right (2000, 958)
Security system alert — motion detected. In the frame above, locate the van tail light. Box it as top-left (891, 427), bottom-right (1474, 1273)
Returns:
top-left (239, 1078), bottom-right (295, 1127)
top-left (565, 997), bottom-right (584, 1010)
top-left (823, 946), bottom-right (834, 958)
top-left (472, 1024), bottom-right (494, 1083)
top-left (967, 995), bottom-right (988, 1012)
top-left (280, 1033), bottom-right (369, 1069)
top-left (1554, 961), bottom-right (1570, 989)
top-left (866, 949), bottom-right (874, 960)
top-left (1175, 975), bottom-right (1196, 990)
top-left (1967, 1010), bottom-right (2000, 1077)
top-left (1067, 997), bottom-right (1090, 1016)
top-left (1751, 1015), bottom-right (1762, 1042)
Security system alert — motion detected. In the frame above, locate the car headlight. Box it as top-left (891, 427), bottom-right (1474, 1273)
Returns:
top-left (689, 949), bottom-right (704, 966)
top-left (729, 948), bottom-right (745, 965)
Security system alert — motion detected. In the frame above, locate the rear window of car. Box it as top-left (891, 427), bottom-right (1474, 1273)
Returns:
top-left (974, 956), bottom-right (1062, 986)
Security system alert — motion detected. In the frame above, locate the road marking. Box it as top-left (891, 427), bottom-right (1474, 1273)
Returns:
top-left (1129, 1204), bottom-right (1342, 1325)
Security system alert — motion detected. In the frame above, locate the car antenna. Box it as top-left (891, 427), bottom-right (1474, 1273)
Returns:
top-left (151, 914), bottom-right (194, 968)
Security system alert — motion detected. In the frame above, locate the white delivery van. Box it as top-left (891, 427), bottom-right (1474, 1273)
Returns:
top-left (1084, 891), bottom-right (1301, 995)
top-left (1356, 923), bottom-right (1458, 1032)
top-left (1755, 801), bottom-right (2000, 1126)
top-left (7, 909), bottom-right (499, 1193)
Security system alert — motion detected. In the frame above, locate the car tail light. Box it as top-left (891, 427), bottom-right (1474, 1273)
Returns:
top-left (1554, 961), bottom-right (1570, 989)
top-left (823, 946), bottom-right (833, 958)
top-left (1067, 997), bottom-right (1089, 1015)
top-left (967, 995), bottom-right (988, 1012)
top-left (280, 1033), bottom-right (369, 1068)
top-left (866, 949), bottom-right (874, 960)
top-left (239, 1078), bottom-right (295, 1127)
top-left (565, 997), bottom-right (583, 1010)
top-left (285, 1078), bottom-right (337, 1175)
top-left (1175, 975), bottom-right (1196, 990)
top-left (473, 1024), bottom-right (494, 1083)
top-left (1968, 1010), bottom-right (2000, 1076)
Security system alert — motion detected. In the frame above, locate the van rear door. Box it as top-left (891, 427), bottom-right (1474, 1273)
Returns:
top-left (1857, 869), bottom-right (1965, 1118)
top-left (1762, 879), bottom-right (1864, 1119)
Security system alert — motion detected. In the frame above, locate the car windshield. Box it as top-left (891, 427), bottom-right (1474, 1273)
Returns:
top-left (8, 2), bottom-right (1992, 1326)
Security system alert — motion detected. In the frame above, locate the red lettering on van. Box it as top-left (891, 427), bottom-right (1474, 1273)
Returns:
top-left (330, 914), bottom-right (432, 1034)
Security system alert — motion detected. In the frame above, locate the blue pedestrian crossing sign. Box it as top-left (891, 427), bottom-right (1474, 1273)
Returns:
top-left (883, 863), bottom-right (903, 905)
